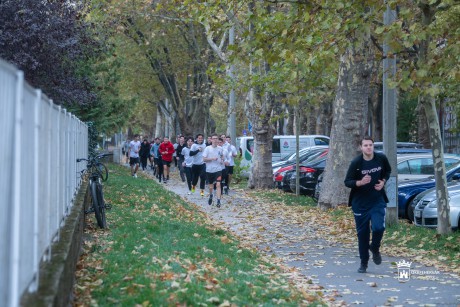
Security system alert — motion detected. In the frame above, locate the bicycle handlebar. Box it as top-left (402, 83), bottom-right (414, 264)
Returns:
top-left (76, 153), bottom-right (113, 163)
top-left (77, 153), bottom-right (111, 181)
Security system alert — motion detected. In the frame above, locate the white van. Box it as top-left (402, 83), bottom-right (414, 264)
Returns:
top-left (236, 135), bottom-right (330, 176)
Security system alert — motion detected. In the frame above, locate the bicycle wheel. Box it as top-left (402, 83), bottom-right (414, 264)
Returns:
top-left (96, 162), bottom-right (109, 182)
top-left (90, 181), bottom-right (106, 228)
top-left (95, 182), bottom-right (107, 228)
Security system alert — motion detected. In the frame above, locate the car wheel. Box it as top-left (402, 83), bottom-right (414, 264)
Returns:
top-left (406, 197), bottom-right (415, 222)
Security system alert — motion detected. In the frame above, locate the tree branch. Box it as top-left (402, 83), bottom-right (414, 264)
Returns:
top-left (203, 22), bottom-right (229, 63)
top-left (370, 35), bottom-right (383, 53)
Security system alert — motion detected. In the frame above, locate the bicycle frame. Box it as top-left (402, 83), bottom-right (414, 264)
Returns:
top-left (77, 153), bottom-right (112, 228)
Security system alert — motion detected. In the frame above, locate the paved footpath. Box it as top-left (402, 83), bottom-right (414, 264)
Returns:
top-left (143, 168), bottom-right (460, 306)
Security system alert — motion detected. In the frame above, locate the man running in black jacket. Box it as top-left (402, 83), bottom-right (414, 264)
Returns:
top-left (344, 136), bottom-right (391, 273)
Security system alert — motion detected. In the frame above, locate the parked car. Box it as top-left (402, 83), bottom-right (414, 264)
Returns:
top-left (272, 145), bottom-right (328, 174)
top-left (273, 148), bottom-right (329, 190)
top-left (287, 154), bottom-right (328, 196)
top-left (374, 142), bottom-right (424, 150)
top-left (314, 153), bottom-right (460, 202)
top-left (408, 181), bottom-right (460, 222)
top-left (397, 154), bottom-right (460, 182)
top-left (398, 161), bottom-right (460, 219)
top-left (413, 183), bottom-right (460, 230)
top-left (374, 142), bottom-right (432, 155)
top-left (237, 135), bottom-right (330, 177)
top-left (314, 172), bottom-right (324, 200)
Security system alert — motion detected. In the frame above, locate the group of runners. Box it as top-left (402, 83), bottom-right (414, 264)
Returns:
top-left (124, 133), bottom-right (238, 207)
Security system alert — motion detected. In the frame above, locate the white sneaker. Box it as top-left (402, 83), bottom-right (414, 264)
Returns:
top-left (187, 191), bottom-right (192, 195)
top-left (134, 173), bottom-right (137, 178)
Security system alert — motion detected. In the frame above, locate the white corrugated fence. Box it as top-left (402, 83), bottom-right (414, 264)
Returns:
top-left (0, 59), bottom-right (88, 307)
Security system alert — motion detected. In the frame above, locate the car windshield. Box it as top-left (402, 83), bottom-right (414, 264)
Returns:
top-left (427, 160), bottom-right (460, 179)
top-left (284, 149), bottom-right (306, 161)
top-left (301, 150), bottom-right (328, 165)
top-left (447, 160), bottom-right (460, 171)
top-left (284, 148), bottom-right (316, 162)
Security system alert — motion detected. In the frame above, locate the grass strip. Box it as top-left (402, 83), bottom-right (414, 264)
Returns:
top-left (74, 164), bottom-right (323, 306)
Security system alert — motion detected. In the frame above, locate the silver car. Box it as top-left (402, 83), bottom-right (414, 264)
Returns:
top-left (413, 183), bottom-right (460, 230)
top-left (397, 154), bottom-right (460, 182)
top-left (314, 153), bottom-right (460, 201)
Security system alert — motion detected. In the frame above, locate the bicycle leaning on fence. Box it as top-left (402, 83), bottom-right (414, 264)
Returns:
top-left (77, 153), bottom-right (112, 228)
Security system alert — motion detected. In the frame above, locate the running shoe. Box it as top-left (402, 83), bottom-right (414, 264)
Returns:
top-left (216, 199), bottom-right (221, 208)
top-left (370, 248), bottom-right (382, 265)
top-left (358, 263), bottom-right (367, 273)
top-left (200, 190), bottom-right (204, 197)
top-left (208, 195), bottom-right (213, 205)
top-left (134, 173), bottom-right (137, 178)
top-left (191, 186), bottom-right (195, 193)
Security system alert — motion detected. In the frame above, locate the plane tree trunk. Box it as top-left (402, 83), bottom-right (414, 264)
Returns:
top-left (318, 30), bottom-right (375, 209)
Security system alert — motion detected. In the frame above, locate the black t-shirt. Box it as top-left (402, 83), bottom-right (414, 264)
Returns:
top-left (352, 158), bottom-right (386, 210)
top-left (176, 143), bottom-right (186, 160)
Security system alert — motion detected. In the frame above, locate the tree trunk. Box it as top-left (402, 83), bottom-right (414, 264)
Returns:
top-left (245, 1), bottom-right (276, 189)
top-left (417, 105), bottom-right (431, 148)
top-left (318, 31), bottom-right (375, 209)
top-left (417, 2), bottom-right (451, 234)
top-left (420, 95), bottom-right (451, 233)
top-left (317, 101), bottom-right (332, 136)
top-left (245, 60), bottom-right (274, 189)
top-left (370, 83), bottom-right (383, 141)
top-left (248, 120), bottom-right (274, 189)
top-left (155, 102), bottom-right (163, 137)
top-left (306, 104), bottom-right (317, 134)
top-left (286, 104), bottom-right (294, 135)
top-left (246, 92), bottom-right (275, 189)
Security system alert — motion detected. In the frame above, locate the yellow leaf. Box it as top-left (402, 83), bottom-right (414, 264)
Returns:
top-left (170, 281), bottom-right (180, 289)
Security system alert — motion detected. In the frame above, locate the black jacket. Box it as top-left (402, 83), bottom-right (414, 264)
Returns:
top-left (139, 142), bottom-right (151, 158)
top-left (344, 152), bottom-right (392, 207)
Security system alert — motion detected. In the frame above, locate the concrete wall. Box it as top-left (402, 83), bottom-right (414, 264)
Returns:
top-left (20, 183), bottom-right (89, 307)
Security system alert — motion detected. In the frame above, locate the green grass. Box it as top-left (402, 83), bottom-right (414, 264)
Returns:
top-left (232, 177), bottom-right (249, 190)
top-left (75, 163), bottom-right (322, 306)
top-left (253, 188), bottom-right (317, 207)
top-left (384, 220), bottom-right (460, 271)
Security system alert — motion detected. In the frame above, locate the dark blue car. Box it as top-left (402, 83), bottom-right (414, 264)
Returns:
top-left (398, 161), bottom-right (460, 219)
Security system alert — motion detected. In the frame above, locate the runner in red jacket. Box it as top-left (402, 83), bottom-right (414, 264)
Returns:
top-left (159, 137), bottom-right (175, 183)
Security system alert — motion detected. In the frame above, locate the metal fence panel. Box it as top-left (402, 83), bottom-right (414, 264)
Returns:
top-left (0, 58), bottom-right (19, 307)
top-left (18, 84), bottom-right (38, 295)
top-left (0, 59), bottom-right (88, 307)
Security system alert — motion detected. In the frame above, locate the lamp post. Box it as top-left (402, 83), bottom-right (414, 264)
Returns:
top-left (383, 4), bottom-right (398, 225)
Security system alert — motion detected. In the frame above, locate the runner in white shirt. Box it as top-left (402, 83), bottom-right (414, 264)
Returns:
top-left (129, 134), bottom-right (141, 178)
top-left (224, 136), bottom-right (238, 194)
top-left (181, 137), bottom-right (194, 194)
top-left (190, 134), bottom-right (207, 196)
top-left (203, 134), bottom-right (225, 207)
top-left (218, 137), bottom-right (230, 196)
